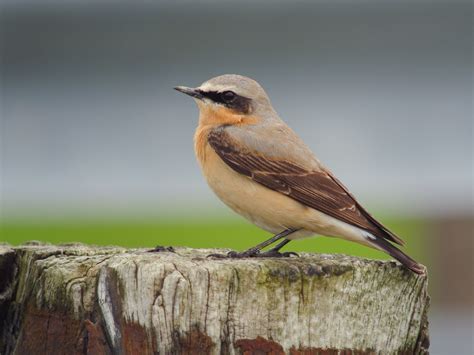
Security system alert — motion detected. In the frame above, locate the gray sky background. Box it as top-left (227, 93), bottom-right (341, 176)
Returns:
top-left (1, 1), bottom-right (472, 217)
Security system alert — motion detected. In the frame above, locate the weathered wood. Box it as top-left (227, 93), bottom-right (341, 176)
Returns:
top-left (0, 243), bottom-right (429, 354)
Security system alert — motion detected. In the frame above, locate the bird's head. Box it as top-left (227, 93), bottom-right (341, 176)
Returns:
top-left (175, 74), bottom-right (274, 126)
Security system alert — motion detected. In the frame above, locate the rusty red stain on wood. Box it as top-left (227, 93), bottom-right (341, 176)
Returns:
top-left (235, 336), bottom-right (285, 355)
top-left (84, 319), bottom-right (109, 355)
top-left (15, 306), bottom-right (83, 355)
top-left (177, 329), bottom-right (215, 354)
top-left (122, 322), bottom-right (151, 354)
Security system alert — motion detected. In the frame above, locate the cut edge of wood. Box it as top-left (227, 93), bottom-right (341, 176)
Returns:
top-left (0, 242), bottom-right (430, 354)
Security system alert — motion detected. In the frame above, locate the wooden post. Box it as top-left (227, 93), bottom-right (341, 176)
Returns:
top-left (0, 243), bottom-right (429, 354)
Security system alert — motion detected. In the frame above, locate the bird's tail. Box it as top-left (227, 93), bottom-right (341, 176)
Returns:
top-left (368, 236), bottom-right (425, 275)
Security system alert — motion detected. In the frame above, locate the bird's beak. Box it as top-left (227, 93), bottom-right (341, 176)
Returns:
top-left (174, 86), bottom-right (203, 100)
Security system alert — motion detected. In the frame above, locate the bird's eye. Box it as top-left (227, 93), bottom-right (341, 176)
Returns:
top-left (221, 91), bottom-right (236, 102)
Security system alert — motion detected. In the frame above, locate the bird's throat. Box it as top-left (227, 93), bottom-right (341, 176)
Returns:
top-left (197, 102), bottom-right (259, 127)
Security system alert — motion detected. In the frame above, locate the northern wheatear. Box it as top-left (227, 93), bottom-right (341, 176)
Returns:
top-left (175, 74), bottom-right (424, 274)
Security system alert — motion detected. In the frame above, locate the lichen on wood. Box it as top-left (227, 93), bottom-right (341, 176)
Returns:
top-left (0, 243), bottom-right (429, 354)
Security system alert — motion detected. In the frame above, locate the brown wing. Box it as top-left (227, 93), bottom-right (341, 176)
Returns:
top-left (208, 129), bottom-right (404, 245)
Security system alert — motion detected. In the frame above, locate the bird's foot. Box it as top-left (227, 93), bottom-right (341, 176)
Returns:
top-left (148, 245), bottom-right (175, 253)
top-left (207, 248), bottom-right (260, 259)
top-left (258, 250), bottom-right (299, 258)
top-left (207, 248), bottom-right (298, 259)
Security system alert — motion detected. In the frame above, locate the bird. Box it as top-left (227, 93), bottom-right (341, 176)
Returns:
top-left (174, 74), bottom-right (424, 274)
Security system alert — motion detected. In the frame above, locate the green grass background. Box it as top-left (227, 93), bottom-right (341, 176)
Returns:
top-left (0, 216), bottom-right (427, 262)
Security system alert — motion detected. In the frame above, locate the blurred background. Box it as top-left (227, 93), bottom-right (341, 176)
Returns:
top-left (1, 0), bottom-right (472, 353)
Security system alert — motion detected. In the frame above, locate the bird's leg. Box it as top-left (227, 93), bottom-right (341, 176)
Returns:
top-left (234, 228), bottom-right (297, 256)
top-left (208, 228), bottom-right (298, 258)
top-left (258, 238), bottom-right (299, 258)
top-left (269, 238), bottom-right (291, 251)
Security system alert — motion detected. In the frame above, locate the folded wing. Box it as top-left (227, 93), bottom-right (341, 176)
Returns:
top-left (208, 127), bottom-right (404, 246)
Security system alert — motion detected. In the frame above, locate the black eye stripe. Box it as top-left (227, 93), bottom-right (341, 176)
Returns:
top-left (198, 90), bottom-right (238, 104)
top-left (198, 90), bottom-right (223, 103)
top-left (197, 90), bottom-right (252, 114)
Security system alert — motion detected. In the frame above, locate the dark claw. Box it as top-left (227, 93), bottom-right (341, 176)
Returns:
top-left (259, 250), bottom-right (299, 258)
top-left (206, 249), bottom-right (299, 259)
top-left (206, 253), bottom-right (228, 259)
top-left (282, 251), bottom-right (299, 257)
top-left (207, 249), bottom-right (261, 259)
top-left (148, 246), bottom-right (175, 253)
